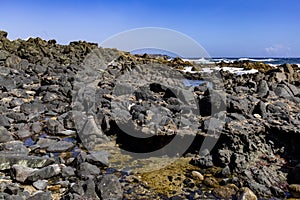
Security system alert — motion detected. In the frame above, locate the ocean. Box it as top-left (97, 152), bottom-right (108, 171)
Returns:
top-left (185, 57), bottom-right (300, 66)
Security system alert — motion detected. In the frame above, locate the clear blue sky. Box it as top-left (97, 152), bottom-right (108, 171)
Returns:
top-left (1, 0), bottom-right (300, 57)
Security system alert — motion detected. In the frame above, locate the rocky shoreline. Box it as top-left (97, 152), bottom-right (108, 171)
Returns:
top-left (0, 30), bottom-right (300, 199)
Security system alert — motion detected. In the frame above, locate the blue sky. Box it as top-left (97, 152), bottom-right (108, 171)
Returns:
top-left (1, 0), bottom-right (300, 57)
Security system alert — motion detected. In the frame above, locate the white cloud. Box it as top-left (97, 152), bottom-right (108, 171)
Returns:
top-left (265, 44), bottom-right (291, 56)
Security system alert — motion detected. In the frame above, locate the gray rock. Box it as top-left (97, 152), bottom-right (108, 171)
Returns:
top-left (27, 164), bottom-right (61, 182)
top-left (79, 116), bottom-right (109, 151)
top-left (274, 84), bottom-right (294, 98)
top-left (248, 181), bottom-right (271, 197)
top-left (62, 166), bottom-right (75, 177)
top-left (20, 102), bottom-right (45, 115)
top-left (47, 140), bottom-right (74, 152)
top-left (257, 80), bottom-right (269, 97)
top-left (78, 162), bottom-right (100, 178)
top-left (6, 112), bottom-right (26, 123)
top-left (12, 164), bottom-right (37, 183)
top-left (0, 50), bottom-right (9, 61)
top-left (83, 178), bottom-right (99, 199)
top-left (0, 126), bottom-right (14, 143)
top-left (33, 180), bottom-right (48, 190)
top-left (31, 122), bottom-right (42, 134)
top-left (0, 76), bottom-right (16, 91)
top-left (27, 191), bottom-right (51, 200)
top-left (203, 117), bottom-right (225, 132)
top-left (0, 154), bottom-right (54, 170)
top-left (253, 101), bottom-right (267, 119)
top-left (16, 129), bottom-right (32, 139)
top-left (190, 152), bottom-right (214, 168)
top-left (221, 165), bottom-right (231, 177)
top-left (0, 141), bottom-right (28, 155)
top-left (86, 151), bottom-right (110, 166)
top-left (96, 174), bottom-right (122, 200)
top-left (45, 119), bottom-right (64, 134)
top-left (0, 115), bottom-right (10, 127)
top-left (36, 138), bottom-right (57, 149)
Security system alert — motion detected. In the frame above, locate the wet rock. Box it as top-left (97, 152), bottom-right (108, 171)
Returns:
top-left (191, 171), bottom-right (204, 181)
top-left (47, 140), bottom-right (75, 152)
top-left (12, 164), bottom-right (37, 183)
top-left (96, 174), bottom-right (122, 200)
top-left (77, 162), bottom-right (100, 178)
top-left (27, 164), bottom-right (61, 182)
top-left (203, 177), bottom-right (219, 188)
top-left (237, 187), bottom-right (257, 200)
top-left (33, 180), bottom-right (48, 190)
top-left (212, 184), bottom-right (238, 199)
top-left (0, 126), bottom-right (14, 143)
top-left (190, 151), bottom-right (214, 168)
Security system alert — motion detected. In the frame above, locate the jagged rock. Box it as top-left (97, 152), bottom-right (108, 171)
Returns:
top-left (86, 150), bottom-right (110, 167)
top-left (0, 115), bottom-right (10, 127)
top-left (0, 126), bottom-right (14, 143)
top-left (47, 140), bottom-right (75, 152)
top-left (0, 154), bottom-right (54, 170)
top-left (12, 164), bottom-right (37, 183)
top-left (62, 166), bottom-right (75, 177)
top-left (33, 180), bottom-right (48, 190)
top-left (27, 191), bottom-right (51, 200)
top-left (26, 164), bottom-right (61, 182)
top-left (0, 141), bottom-right (29, 155)
top-left (96, 174), bottom-right (123, 200)
top-left (79, 116), bottom-right (110, 151)
top-left (77, 162), bottom-right (100, 178)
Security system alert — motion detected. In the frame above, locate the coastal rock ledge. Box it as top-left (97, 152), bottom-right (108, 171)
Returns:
top-left (0, 30), bottom-right (299, 199)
